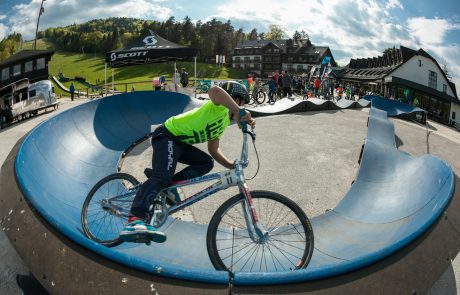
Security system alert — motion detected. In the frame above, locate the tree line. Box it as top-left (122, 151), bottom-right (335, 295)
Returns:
top-left (0, 17), bottom-right (311, 63)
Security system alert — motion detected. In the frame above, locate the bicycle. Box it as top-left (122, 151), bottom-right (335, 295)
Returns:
top-left (195, 80), bottom-right (210, 94)
top-left (249, 88), bottom-right (267, 105)
top-left (81, 110), bottom-right (314, 273)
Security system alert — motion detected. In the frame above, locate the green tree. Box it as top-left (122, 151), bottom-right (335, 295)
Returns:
top-left (266, 25), bottom-right (287, 40)
top-left (248, 28), bottom-right (258, 41)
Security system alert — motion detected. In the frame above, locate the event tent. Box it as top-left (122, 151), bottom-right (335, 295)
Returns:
top-left (104, 30), bottom-right (197, 93)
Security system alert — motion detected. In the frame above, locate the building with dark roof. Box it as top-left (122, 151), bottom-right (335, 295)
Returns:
top-left (337, 46), bottom-right (459, 125)
top-left (231, 39), bottom-right (336, 77)
top-left (0, 49), bottom-right (54, 88)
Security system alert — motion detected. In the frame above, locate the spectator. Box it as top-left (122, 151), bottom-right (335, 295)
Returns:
top-left (180, 68), bottom-right (189, 88)
top-left (281, 71), bottom-right (292, 98)
top-left (313, 77), bottom-right (321, 97)
top-left (337, 85), bottom-right (344, 100)
top-left (69, 82), bottom-right (75, 101)
top-left (263, 76), bottom-right (277, 103)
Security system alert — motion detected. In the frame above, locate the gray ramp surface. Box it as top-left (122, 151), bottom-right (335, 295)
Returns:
top-left (9, 91), bottom-right (456, 287)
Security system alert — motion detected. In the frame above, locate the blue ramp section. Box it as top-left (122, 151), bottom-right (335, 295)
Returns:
top-left (363, 94), bottom-right (425, 117)
top-left (14, 91), bottom-right (454, 286)
top-left (233, 104), bottom-right (454, 285)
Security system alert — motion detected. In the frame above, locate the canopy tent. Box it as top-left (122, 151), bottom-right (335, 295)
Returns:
top-left (104, 30), bottom-right (197, 95)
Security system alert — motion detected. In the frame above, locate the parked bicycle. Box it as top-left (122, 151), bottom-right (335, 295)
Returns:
top-left (195, 80), bottom-right (210, 94)
top-left (249, 88), bottom-right (267, 105)
top-left (81, 111), bottom-right (314, 273)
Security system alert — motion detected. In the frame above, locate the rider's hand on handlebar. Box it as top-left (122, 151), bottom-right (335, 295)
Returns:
top-left (236, 109), bottom-right (256, 129)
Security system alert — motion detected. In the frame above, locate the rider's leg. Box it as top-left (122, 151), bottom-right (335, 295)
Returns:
top-left (173, 144), bottom-right (214, 181)
top-left (122, 134), bottom-right (184, 242)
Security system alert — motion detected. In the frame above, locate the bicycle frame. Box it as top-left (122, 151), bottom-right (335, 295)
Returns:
top-left (153, 121), bottom-right (268, 241)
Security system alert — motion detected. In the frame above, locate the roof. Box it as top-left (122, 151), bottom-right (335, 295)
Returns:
top-left (0, 50), bottom-right (55, 67)
top-left (106, 30), bottom-right (197, 68)
top-left (339, 45), bottom-right (458, 100)
top-left (234, 39), bottom-right (334, 65)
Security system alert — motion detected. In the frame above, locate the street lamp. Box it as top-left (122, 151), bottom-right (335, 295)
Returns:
top-left (34, 0), bottom-right (46, 50)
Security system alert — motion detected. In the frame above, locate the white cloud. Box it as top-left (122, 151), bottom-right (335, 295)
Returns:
top-left (407, 17), bottom-right (455, 45)
top-left (0, 23), bottom-right (6, 40)
top-left (7, 0), bottom-right (173, 40)
top-left (0, 15), bottom-right (7, 21)
top-left (386, 0), bottom-right (403, 10)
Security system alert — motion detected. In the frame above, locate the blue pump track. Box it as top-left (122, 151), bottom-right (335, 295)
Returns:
top-left (0, 92), bottom-right (458, 294)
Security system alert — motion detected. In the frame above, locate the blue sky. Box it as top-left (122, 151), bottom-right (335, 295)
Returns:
top-left (1, 0), bottom-right (460, 93)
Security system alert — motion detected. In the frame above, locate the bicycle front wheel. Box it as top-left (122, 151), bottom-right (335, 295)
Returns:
top-left (207, 190), bottom-right (314, 273)
top-left (81, 173), bottom-right (139, 247)
top-left (256, 90), bottom-right (266, 104)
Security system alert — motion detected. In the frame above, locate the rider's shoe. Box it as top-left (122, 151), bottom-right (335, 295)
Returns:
top-left (166, 187), bottom-right (184, 204)
top-left (120, 218), bottom-right (166, 243)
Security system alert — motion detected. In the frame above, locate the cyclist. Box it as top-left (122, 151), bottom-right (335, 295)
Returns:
top-left (120, 81), bottom-right (256, 243)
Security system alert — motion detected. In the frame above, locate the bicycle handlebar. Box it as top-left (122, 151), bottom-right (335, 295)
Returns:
top-left (239, 108), bottom-right (248, 132)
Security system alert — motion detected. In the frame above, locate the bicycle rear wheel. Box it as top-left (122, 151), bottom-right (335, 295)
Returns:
top-left (207, 190), bottom-right (314, 273)
top-left (81, 173), bottom-right (139, 247)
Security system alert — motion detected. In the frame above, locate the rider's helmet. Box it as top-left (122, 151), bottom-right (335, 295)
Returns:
top-left (220, 81), bottom-right (250, 104)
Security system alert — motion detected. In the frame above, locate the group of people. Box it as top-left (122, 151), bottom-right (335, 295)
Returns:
top-left (151, 68), bottom-right (189, 92)
top-left (247, 70), bottom-right (362, 103)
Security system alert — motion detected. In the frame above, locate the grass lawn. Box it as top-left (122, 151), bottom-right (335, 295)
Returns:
top-left (21, 39), bottom-right (247, 96)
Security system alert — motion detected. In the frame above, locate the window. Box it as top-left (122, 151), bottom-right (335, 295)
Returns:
top-left (1, 67), bottom-right (9, 81)
top-left (29, 89), bottom-right (37, 97)
top-left (443, 84), bottom-right (447, 93)
top-left (428, 71), bottom-right (437, 89)
top-left (273, 49), bottom-right (279, 53)
top-left (418, 60), bottom-right (422, 67)
top-left (25, 61), bottom-right (33, 73)
top-left (453, 112), bottom-right (456, 120)
top-left (297, 65), bottom-right (303, 72)
top-left (37, 58), bottom-right (45, 70)
top-left (13, 64), bottom-right (21, 76)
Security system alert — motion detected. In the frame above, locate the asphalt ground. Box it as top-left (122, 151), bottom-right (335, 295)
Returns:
top-left (1, 96), bottom-right (459, 294)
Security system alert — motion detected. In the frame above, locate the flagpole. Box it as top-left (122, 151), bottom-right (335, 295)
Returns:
top-left (34, 0), bottom-right (46, 50)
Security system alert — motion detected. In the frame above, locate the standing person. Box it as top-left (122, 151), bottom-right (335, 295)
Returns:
top-left (120, 81), bottom-right (256, 243)
top-left (180, 68), bottom-right (189, 88)
top-left (313, 77), bottom-right (321, 98)
top-left (69, 82), bottom-right (75, 101)
top-left (173, 69), bottom-right (181, 91)
top-left (281, 70), bottom-right (292, 98)
top-left (263, 76), bottom-right (276, 103)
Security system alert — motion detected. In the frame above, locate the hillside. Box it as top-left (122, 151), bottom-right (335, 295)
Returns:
top-left (22, 39), bottom-right (246, 95)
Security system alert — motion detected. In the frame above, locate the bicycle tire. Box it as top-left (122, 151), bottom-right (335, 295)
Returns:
top-left (81, 173), bottom-right (139, 247)
top-left (207, 190), bottom-right (314, 273)
top-left (256, 90), bottom-right (266, 104)
top-left (248, 94), bottom-right (256, 105)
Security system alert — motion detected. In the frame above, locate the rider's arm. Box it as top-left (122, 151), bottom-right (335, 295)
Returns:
top-left (208, 138), bottom-right (234, 169)
top-left (208, 86), bottom-right (241, 120)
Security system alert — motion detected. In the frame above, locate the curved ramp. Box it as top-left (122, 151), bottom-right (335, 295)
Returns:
top-left (51, 75), bottom-right (84, 95)
top-left (363, 94), bottom-right (425, 117)
top-left (0, 91), bottom-right (458, 294)
top-left (247, 97), bottom-right (370, 117)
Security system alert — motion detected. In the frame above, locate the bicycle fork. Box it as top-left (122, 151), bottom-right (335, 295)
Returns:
top-left (240, 183), bottom-right (269, 243)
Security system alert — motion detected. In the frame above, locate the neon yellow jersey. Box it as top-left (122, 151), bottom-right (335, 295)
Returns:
top-left (165, 100), bottom-right (231, 144)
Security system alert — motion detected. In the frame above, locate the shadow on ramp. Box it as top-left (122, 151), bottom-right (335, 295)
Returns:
top-left (0, 91), bottom-right (459, 294)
